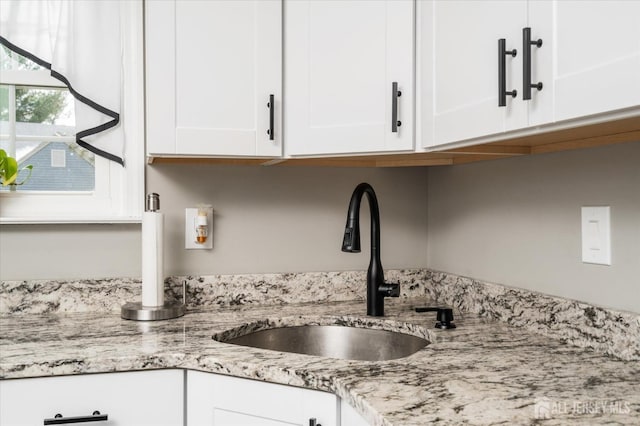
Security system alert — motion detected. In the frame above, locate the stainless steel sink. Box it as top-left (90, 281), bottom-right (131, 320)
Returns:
top-left (219, 325), bottom-right (429, 361)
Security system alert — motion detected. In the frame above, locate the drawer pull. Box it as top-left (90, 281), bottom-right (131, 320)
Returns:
top-left (44, 411), bottom-right (108, 424)
top-left (391, 82), bottom-right (402, 132)
top-left (522, 27), bottom-right (543, 100)
top-left (498, 38), bottom-right (517, 107)
top-left (267, 94), bottom-right (275, 140)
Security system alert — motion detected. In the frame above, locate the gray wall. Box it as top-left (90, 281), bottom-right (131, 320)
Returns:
top-left (3, 143), bottom-right (638, 315)
top-left (427, 141), bottom-right (640, 313)
top-left (0, 224), bottom-right (141, 280)
top-left (0, 166), bottom-right (429, 280)
top-left (146, 164), bottom-right (428, 276)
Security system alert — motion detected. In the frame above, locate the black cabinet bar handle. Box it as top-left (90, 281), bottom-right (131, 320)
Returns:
top-left (267, 94), bottom-right (274, 140)
top-left (498, 39), bottom-right (517, 107)
top-left (391, 82), bottom-right (402, 132)
top-left (309, 418), bottom-right (322, 426)
top-left (44, 411), bottom-right (108, 424)
top-left (522, 27), bottom-right (543, 100)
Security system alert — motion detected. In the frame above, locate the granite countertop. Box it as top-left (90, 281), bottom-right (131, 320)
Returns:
top-left (2, 297), bottom-right (639, 425)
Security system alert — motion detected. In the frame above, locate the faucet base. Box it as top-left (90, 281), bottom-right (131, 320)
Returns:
top-left (415, 307), bottom-right (457, 330)
top-left (435, 321), bottom-right (456, 329)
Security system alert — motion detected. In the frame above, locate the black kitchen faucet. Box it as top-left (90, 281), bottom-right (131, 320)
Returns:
top-left (341, 183), bottom-right (399, 316)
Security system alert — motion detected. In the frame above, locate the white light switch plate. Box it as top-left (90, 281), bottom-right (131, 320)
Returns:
top-left (185, 208), bottom-right (213, 250)
top-left (581, 206), bottom-right (611, 265)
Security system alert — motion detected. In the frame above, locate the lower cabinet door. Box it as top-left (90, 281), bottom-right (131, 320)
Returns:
top-left (187, 370), bottom-right (338, 426)
top-left (340, 399), bottom-right (371, 426)
top-left (0, 370), bottom-right (184, 426)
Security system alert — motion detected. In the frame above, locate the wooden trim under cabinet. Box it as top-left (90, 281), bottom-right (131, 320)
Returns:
top-left (148, 115), bottom-right (640, 168)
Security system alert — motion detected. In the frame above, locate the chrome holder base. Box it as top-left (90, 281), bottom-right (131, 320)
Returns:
top-left (122, 281), bottom-right (187, 321)
top-left (121, 301), bottom-right (185, 321)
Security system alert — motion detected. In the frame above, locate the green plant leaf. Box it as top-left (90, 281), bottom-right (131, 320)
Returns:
top-left (2, 156), bottom-right (18, 186)
top-left (0, 149), bottom-right (32, 186)
top-left (0, 149), bottom-right (12, 185)
top-left (16, 164), bottom-right (33, 185)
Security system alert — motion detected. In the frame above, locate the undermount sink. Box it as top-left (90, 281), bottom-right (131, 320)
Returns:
top-left (217, 325), bottom-right (429, 361)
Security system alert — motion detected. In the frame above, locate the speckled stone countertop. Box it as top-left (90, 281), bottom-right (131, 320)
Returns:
top-left (3, 269), bottom-right (638, 361)
top-left (2, 297), bottom-right (639, 425)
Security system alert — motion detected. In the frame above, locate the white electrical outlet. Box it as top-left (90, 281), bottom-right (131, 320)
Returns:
top-left (185, 207), bottom-right (213, 250)
top-left (581, 206), bottom-right (611, 265)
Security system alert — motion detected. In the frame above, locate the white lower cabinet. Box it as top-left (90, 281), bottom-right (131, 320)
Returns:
top-left (187, 371), bottom-right (339, 426)
top-left (340, 399), bottom-right (370, 426)
top-left (1, 369), bottom-right (371, 426)
top-left (0, 370), bottom-right (184, 426)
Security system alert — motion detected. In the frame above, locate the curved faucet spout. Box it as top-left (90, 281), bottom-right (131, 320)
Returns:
top-left (342, 183), bottom-right (380, 254)
top-left (341, 183), bottom-right (398, 316)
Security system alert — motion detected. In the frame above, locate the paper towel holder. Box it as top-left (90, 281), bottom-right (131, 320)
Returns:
top-left (121, 193), bottom-right (186, 321)
top-left (121, 281), bottom-right (186, 321)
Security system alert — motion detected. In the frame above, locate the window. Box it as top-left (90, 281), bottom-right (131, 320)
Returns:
top-left (0, 1), bottom-right (143, 223)
top-left (50, 149), bottom-right (67, 168)
top-left (1, 68), bottom-right (94, 191)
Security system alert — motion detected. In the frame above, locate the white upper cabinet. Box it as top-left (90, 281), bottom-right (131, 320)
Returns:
top-left (146, 0), bottom-right (282, 158)
top-left (529, 0), bottom-right (640, 124)
top-left (145, 0), bottom-right (640, 159)
top-left (285, 0), bottom-right (415, 156)
top-left (420, 0), bottom-right (529, 148)
top-left (420, 0), bottom-right (640, 149)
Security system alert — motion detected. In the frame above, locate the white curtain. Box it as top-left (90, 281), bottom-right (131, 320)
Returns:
top-left (0, 0), bottom-right (124, 165)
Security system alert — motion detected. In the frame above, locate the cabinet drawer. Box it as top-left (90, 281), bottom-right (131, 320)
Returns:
top-left (0, 370), bottom-right (183, 426)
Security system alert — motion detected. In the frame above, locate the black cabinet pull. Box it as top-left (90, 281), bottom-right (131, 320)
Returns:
top-left (309, 418), bottom-right (322, 426)
top-left (498, 39), bottom-right (517, 107)
top-left (391, 81), bottom-right (402, 132)
top-left (44, 411), bottom-right (108, 424)
top-left (267, 94), bottom-right (274, 140)
top-left (522, 27), bottom-right (543, 100)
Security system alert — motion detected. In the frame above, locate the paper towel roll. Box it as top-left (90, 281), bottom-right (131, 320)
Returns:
top-left (142, 211), bottom-right (164, 307)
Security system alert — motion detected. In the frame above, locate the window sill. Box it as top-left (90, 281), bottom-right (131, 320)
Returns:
top-left (0, 216), bottom-right (141, 225)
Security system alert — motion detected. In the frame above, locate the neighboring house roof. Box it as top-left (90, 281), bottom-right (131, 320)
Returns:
top-left (20, 140), bottom-right (94, 166)
top-left (0, 122), bottom-right (78, 161)
top-left (13, 141), bottom-right (95, 191)
top-left (0, 122), bottom-right (94, 191)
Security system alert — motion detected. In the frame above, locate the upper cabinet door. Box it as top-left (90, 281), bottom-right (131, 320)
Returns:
top-left (285, 0), bottom-right (415, 156)
top-left (422, 0), bottom-right (528, 148)
top-left (146, 0), bottom-right (282, 157)
top-left (530, 0), bottom-right (640, 124)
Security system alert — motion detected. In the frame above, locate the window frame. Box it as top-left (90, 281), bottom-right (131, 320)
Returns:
top-left (0, 1), bottom-right (143, 224)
